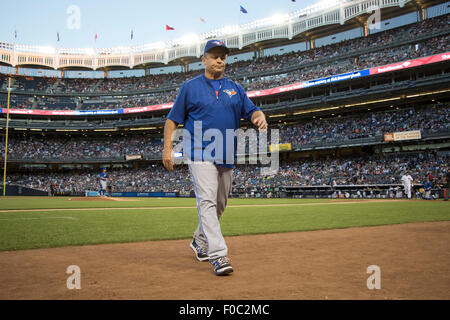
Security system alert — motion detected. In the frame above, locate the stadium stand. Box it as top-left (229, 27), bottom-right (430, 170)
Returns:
top-left (5, 150), bottom-right (448, 197)
top-left (1, 6), bottom-right (449, 198)
top-left (0, 14), bottom-right (449, 110)
top-left (1, 103), bottom-right (448, 160)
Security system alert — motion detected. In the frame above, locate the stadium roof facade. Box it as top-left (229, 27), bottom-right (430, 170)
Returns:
top-left (0, 0), bottom-right (446, 71)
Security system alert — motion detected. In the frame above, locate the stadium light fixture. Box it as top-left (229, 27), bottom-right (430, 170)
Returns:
top-left (293, 106), bottom-right (339, 115)
top-left (344, 97), bottom-right (401, 107)
top-left (134, 41), bottom-right (166, 53)
top-left (112, 46), bottom-right (131, 54)
top-left (130, 127), bottom-right (157, 130)
top-left (36, 46), bottom-right (56, 54)
top-left (406, 88), bottom-right (450, 98)
top-left (268, 13), bottom-right (289, 26)
top-left (315, 0), bottom-right (340, 11)
top-left (220, 25), bottom-right (240, 36)
top-left (269, 113), bottom-right (287, 118)
top-left (84, 48), bottom-right (96, 56)
top-left (177, 34), bottom-right (200, 46)
top-left (153, 42), bottom-right (166, 50)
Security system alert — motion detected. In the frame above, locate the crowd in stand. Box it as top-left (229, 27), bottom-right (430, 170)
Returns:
top-left (4, 32), bottom-right (448, 110)
top-left (2, 134), bottom-right (164, 160)
top-left (2, 103), bottom-right (448, 159)
top-left (1, 14), bottom-right (449, 110)
top-left (6, 150), bottom-right (448, 195)
top-left (6, 165), bottom-right (192, 194)
top-left (229, 13), bottom-right (450, 78)
top-left (2, 15), bottom-right (450, 196)
top-left (241, 34), bottom-right (448, 91)
top-left (25, 33), bottom-right (447, 111)
top-left (277, 103), bottom-right (449, 146)
top-left (233, 151), bottom-right (448, 191)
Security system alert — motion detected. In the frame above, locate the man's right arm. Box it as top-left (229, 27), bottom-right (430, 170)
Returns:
top-left (162, 119), bottom-right (178, 171)
top-left (162, 82), bottom-right (188, 171)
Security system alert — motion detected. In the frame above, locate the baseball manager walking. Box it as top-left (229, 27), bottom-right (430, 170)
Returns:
top-left (162, 39), bottom-right (267, 276)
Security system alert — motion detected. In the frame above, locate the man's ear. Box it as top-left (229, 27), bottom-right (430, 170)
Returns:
top-left (201, 54), bottom-right (207, 66)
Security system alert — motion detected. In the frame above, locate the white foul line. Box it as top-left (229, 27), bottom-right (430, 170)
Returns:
top-left (0, 216), bottom-right (78, 221)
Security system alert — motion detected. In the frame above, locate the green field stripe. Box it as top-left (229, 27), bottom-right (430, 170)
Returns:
top-left (0, 199), bottom-right (421, 213)
top-left (0, 197), bottom-right (332, 210)
top-left (0, 198), bottom-right (448, 251)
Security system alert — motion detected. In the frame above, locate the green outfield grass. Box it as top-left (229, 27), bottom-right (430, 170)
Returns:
top-left (0, 197), bottom-right (448, 251)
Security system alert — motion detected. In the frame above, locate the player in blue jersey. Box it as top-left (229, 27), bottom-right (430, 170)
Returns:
top-left (162, 39), bottom-right (267, 276)
top-left (99, 168), bottom-right (108, 197)
top-left (423, 178), bottom-right (435, 200)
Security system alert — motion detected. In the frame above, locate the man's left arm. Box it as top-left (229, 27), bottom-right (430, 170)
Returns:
top-left (238, 84), bottom-right (267, 130)
top-left (251, 110), bottom-right (267, 130)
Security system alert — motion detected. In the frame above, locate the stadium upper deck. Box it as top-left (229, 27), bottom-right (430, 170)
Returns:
top-left (0, 13), bottom-right (448, 114)
top-left (0, 0), bottom-right (447, 71)
top-left (1, 13), bottom-right (448, 94)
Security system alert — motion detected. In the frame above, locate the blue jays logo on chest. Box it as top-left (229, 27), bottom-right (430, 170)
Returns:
top-left (223, 89), bottom-right (237, 98)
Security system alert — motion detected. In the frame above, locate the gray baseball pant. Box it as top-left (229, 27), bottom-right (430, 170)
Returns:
top-left (188, 162), bottom-right (233, 260)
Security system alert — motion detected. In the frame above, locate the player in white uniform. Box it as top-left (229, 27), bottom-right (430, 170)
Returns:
top-left (401, 171), bottom-right (414, 199)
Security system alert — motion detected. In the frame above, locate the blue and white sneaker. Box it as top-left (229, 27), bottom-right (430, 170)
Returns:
top-left (190, 239), bottom-right (209, 261)
top-left (210, 256), bottom-right (233, 276)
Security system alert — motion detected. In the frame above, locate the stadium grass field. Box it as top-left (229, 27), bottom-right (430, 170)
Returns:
top-left (0, 196), bottom-right (448, 251)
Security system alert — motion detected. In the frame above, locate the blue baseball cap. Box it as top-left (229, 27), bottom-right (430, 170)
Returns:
top-left (203, 39), bottom-right (230, 55)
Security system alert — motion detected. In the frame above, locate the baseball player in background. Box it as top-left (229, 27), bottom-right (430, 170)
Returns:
top-left (99, 168), bottom-right (108, 197)
top-left (423, 178), bottom-right (434, 200)
top-left (445, 168), bottom-right (450, 201)
top-left (401, 171), bottom-right (414, 199)
top-left (162, 39), bottom-right (267, 276)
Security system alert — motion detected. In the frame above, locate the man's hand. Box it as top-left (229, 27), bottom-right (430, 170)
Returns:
top-left (163, 148), bottom-right (174, 171)
top-left (251, 111), bottom-right (268, 131)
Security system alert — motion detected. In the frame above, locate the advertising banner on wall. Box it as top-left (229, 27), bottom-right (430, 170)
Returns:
top-left (384, 130), bottom-right (421, 142)
top-left (2, 52), bottom-right (448, 117)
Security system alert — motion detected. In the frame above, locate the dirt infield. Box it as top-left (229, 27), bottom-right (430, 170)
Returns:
top-left (0, 221), bottom-right (449, 300)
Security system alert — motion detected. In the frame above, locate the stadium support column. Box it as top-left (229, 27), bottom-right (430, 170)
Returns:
top-left (183, 63), bottom-right (189, 73)
top-left (259, 47), bottom-right (264, 59)
top-left (238, 32), bottom-right (243, 51)
top-left (339, 0), bottom-right (345, 26)
top-left (288, 19), bottom-right (293, 40)
top-left (302, 33), bottom-right (314, 51)
top-left (2, 78), bottom-right (11, 196)
top-left (410, 0), bottom-right (425, 22)
top-left (419, 8), bottom-right (426, 22)
top-left (354, 16), bottom-right (367, 37)
top-left (163, 49), bottom-right (169, 66)
top-left (304, 36), bottom-right (314, 50)
top-left (253, 47), bottom-right (263, 60)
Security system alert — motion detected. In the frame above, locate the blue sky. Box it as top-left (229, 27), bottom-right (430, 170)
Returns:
top-left (1, 0), bottom-right (321, 48)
